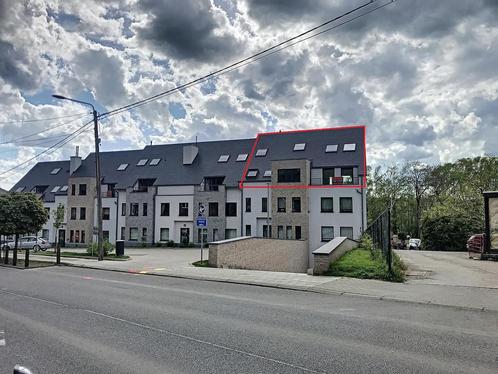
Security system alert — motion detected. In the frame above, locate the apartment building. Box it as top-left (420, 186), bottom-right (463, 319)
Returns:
top-left (10, 126), bottom-right (367, 256)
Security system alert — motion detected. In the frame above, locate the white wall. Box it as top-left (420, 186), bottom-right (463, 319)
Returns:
top-left (241, 183), bottom-right (272, 237)
top-left (116, 190), bottom-right (126, 241)
top-left (39, 195), bottom-right (67, 243)
top-left (94, 196), bottom-right (118, 244)
top-left (155, 186), bottom-right (194, 243)
top-left (226, 188), bottom-right (241, 236)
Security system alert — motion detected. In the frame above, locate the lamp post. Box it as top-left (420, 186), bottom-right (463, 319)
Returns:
top-left (52, 95), bottom-right (104, 261)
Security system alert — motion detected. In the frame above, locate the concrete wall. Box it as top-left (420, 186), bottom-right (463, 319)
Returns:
top-left (193, 185), bottom-right (226, 243)
top-left (208, 237), bottom-right (309, 273)
top-left (312, 237), bottom-right (359, 275)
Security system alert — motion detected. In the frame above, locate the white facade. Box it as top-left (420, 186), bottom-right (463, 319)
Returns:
top-left (39, 195), bottom-right (67, 243)
top-left (225, 188), bottom-right (241, 238)
top-left (241, 183), bottom-right (272, 238)
top-left (94, 196), bottom-right (118, 244)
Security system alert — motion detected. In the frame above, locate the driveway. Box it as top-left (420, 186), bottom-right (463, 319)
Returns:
top-left (396, 250), bottom-right (498, 289)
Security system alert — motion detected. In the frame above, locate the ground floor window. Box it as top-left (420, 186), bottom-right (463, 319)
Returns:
top-left (277, 225), bottom-right (284, 239)
top-left (321, 226), bottom-right (334, 242)
top-left (197, 228), bottom-right (208, 243)
top-left (103, 230), bottom-right (109, 242)
top-left (160, 228), bottom-right (169, 241)
top-left (245, 224), bottom-right (251, 236)
top-left (286, 226), bottom-right (292, 239)
top-left (80, 230), bottom-right (85, 244)
top-left (180, 228), bottom-right (190, 244)
top-left (295, 226), bottom-right (302, 240)
top-left (213, 228), bottom-right (219, 241)
top-left (263, 224), bottom-right (272, 238)
top-left (41, 229), bottom-right (49, 240)
top-left (142, 228), bottom-right (148, 242)
top-left (70, 230), bottom-right (74, 242)
top-left (129, 227), bottom-right (138, 241)
top-left (225, 229), bottom-right (237, 239)
top-left (340, 226), bottom-right (354, 239)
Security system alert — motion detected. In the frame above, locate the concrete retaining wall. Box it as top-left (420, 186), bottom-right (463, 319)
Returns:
top-left (208, 236), bottom-right (309, 273)
top-left (312, 237), bottom-right (358, 275)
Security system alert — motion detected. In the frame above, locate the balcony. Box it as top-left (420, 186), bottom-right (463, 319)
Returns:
top-left (311, 176), bottom-right (361, 186)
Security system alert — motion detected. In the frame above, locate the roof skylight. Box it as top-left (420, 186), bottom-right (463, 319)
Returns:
top-left (218, 155), bottom-right (230, 163)
top-left (326, 144), bottom-right (338, 153)
top-left (51, 186), bottom-right (60, 193)
top-left (15, 187), bottom-right (25, 192)
top-left (264, 170), bottom-right (272, 177)
top-left (247, 169), bottom-right (258, 177)
top-left (236, 154), bottom-right (248, 162)
top-left (149, 158), bottom-right (161, 166)
top-left (137, 159), bottom-right (148, 166)
top-left (50, 168), bottom-right (61, 175)
top-left (255, 149), bottom-right (267, 157)
top-left (343, 143), bottom-right (356, 152)
top-left (117, 163), bottom-right (129, 171)
top-left (60, 185), bottom-right (68, 192)
top-left (293, 143), bottom-right (306, 151)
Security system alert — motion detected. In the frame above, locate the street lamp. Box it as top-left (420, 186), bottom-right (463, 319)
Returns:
top-left (52, 94), bottom-right (104, 261)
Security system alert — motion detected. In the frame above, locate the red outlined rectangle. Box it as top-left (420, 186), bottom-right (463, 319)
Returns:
top-left (239, 125), bottom-right (367, 189)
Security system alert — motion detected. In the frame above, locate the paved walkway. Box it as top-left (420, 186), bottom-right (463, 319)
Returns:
top-left (17, 247), bottom-right (497, 312)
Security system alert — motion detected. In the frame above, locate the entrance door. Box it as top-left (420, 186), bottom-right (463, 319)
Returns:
top-left (180, 228), bottom-right (190, 245)
top-left (58, 229), bottom-right (66, 248)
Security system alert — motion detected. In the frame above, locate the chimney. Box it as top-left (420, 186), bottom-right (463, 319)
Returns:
top-left (70, 146), bottom-right (82, 175)
top-left (183, 144), bottom-right (198, 165)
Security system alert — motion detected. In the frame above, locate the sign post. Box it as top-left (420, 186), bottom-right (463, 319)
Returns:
top-left (196, 203), bottom-right (207, 262)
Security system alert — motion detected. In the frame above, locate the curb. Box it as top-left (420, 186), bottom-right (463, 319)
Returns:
top-left (60, 262), bottom-right (498, 313)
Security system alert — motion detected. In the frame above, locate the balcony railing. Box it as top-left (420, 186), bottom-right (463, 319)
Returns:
top-left (311, 176), bottom-right (361, 186)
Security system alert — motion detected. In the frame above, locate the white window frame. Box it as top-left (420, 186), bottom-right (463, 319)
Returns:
top-left (293, 143), bottom-right (306, 151)
top-left (117, 163), bottom-right (129, 171)
top-left (263, 170), bottom-right (272, 177)
top-left (51, 186), bottom-right (60, 193)
top-left (343, 143), bottom-right (356, 152)
top-left (255, 149), bottom-right (267, 157)
top-left (150, 158), bottom-right (161, 166)
top-left (218, 155), bottom-right (230, 163)
top-left (137, 159), bottom-right (148, 166)
top-left (326, 144), bottom-right (338, 153)
top-left (60, 185), bottom-right (68, 192)
top-left (50, 168), bottom-right (61, 175)
top-left (247, 169), bottom-right (258, 177)
top-left (236, 153), bottom-right (248, 162)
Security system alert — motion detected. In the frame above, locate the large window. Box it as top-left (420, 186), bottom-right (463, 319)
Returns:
top-left (286, 226), bottom-right (292, 239)
top-left (340, 227), bottom-right (354, 239)
top-left (225, 229), bottom-right (237, 239)
top-left (322, 168), bottom-right (334, 185)
top-left (143, 203), bottom-right (148, 216)
top-left (80, 230), bottom-right (85, 244)
top-left (70, 207), bottom-right (77, 220)
top-left (208, 202), bottom-right (218, 217)
top-left (79, 184), bottom-right (87, 196)
top-left (277, 225), bottom-right (284, 239)
top-left (245, 198), bottom-right (251, 212)
top-left (277, 168), bottom-right (300, 183)
top-left (340, 197), bottom-right (353, 213)
top-left (225, 202), bottom-right (237, 217)
top-left (179, 202), bottom-right (188, 216)
top-left (321, 197), bottom-right (334, 213)
top-left (71, 184), bottom-right (76, 196)
top-left (130, 203), bottom-right (139, 216)
top-left (261, 197), bottom-right (268, 213)
top-left (197, 228), bottom-right (207, 243)
top-left (295, 226), bottom-right (302, 240)
top-left (129, 227), bottom-right (138, 241)
top-left (245, 225), bottom-right (251, 236)
top-left (321, 226), bottom-right (334, 242)
top-left (277, 197), bottom-right (286, 212)
top-left (160, 228), bottom-right (169, 241)
top-left (161, 203), bottom-right (170, 216)
top-left (80, 207), bottom-right (86, 220)
top-left (292, 197), bottom-right (301, 213)
top-left (102, 207), bottom-right (110, 220)
top-left (121, 203), bottom-right (126, 216)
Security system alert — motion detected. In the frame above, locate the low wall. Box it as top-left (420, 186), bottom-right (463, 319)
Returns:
top-left (208, 236), bottom-right (309, 273)
top-left (312, 237), bottom-right (358, 275)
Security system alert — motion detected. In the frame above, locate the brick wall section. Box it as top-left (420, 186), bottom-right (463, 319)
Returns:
top-left (312, 237), bottom-right (358, 275)
top-left (208, 237), bottom-right (309, 273)
top-left (67, 176), bottom-right (96, 246)
top-left (193, 185), bottom-right (226, 243)
top-left (125, 186), bottom-right (156, 245)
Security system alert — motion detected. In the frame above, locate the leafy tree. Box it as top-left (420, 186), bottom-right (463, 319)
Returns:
top-left (53, 203), bottom-right (65, 265)
top-left (0, 194), bottom-right (15, 264)
top-left (404, 161), bottom-right (432, 238)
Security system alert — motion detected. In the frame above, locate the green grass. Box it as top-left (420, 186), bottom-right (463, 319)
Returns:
top-left (1, 258), bottom-right (54, 268)
top-left (327, 248), bottom-right (405, 282)
top-left (37, 251), bottom-right (130, 261)
top-left (192, 260), bottom-right (211, 267)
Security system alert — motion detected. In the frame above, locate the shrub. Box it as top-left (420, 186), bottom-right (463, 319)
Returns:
top-left (86, 240), bottom-right (115, 256)
top-left (421, 214), bottom-right (480, 251)
top-left (166, 240), bottom-right (176, 247)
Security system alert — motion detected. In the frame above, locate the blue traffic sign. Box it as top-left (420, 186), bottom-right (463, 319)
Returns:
top-left (196, 217), bottom-right (207, 227)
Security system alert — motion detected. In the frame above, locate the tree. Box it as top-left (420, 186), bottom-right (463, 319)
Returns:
top-left (0, 194), bottom-right (15, 264)
top-left (53, 203), bottom-right (65, 265)
top-left (404, 161), bottom-right (432, 238)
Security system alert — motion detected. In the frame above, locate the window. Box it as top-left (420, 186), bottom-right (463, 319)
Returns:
top-left (79, 184), bottom-right (87, 196)
top-left (225, 229), bottom-right (237, 239)
top-left (321, 197), bottom-right (334, 213)
top-left (130, 203), bottom-right (139, 216)
top-left (51, 186), bottom-right (60, 193)
top-left (142, 228), bottom-right (147, 241)
top-left (292, 197), bottom-right (301, 212)
top-left (236, 153), bottom-right (248, 162)
top-left (161, 203), bottom-right (170, 216)
top-left (218, 155), bottom-right (229, 163)
top-left (70, 207), bottom-right (77, 220)
top-left (277, 168), bottom-right (300, 183)
top-left (340, 197), bottom-right (353, 213)
top-left (80, 207), bottom-right (86, 220)
top-left (247, 169), bottom-right (258, 177)
top-left (60, 185), bottom-right (68, 192)
top-left (277, 226), bottom-right (284, 239)
top-left (245, 198), bottom-right (251, 212)
top-left (160, 228), bottom-right (169, 241)
top-left (117, 163), bottom-right (128, 171)
top-left (179, 203), bottom-right (188, 216)
top-left (143, 203), bottom-right (148, 216)
top-left (286, 226), bottom-right (292, 239)
top-left (129, 227), bottom-right (139, 241)
top-left (50, 168), bottom-right (61, 175)
top-left (103, 231), bottom-right (109, 242)
top-left (277, 197), bottom-right (286, 212)
top-left (245, 225), bottom-right (252, 236)
top-left (137, 159), bottom-right (148, 166)
top-left (71, 184), bottom-right (76, 195)
top-left (256, 148), bottom-right (267, 157)
top-left (295, 226), bottom-right (302, 240)
top-left (208, 202), bottom-right (218, 217)
top-left (74, 230), bottom-right (80, 243)
top-left (262, 197), bottom-right (268, 213)
top-left (343, 143), bottom-right (356, 152)
top-left (41, 229), bottom-right (49, 240)
top-left (70, 230), bottom-right (74, 242)
top-left (322, 168), bottom-right (335, 185)
top-left (102, 207), bottom-right (110, 220)
top-left (150, 158), bottom-right (161, 166)
top-left (341, 167), bottom-right (354, 184)
top-left (321, 226), bottom-right (334, 242)
top-left (81, 230), bottom-right (85, 244)
top-left (293, 143), bottom-right (306, 151)
top-left (225, 202), bottom-right (237, 217)
top-left (263, 170), bottom-right (271, 178)
top-left (120, 227), bottom-right (125, 240)
top-left (15, 186), bottom-right (25, 192)
top-left (121, 203), bottom-right (126, 216)
top-left (340, 227), bottom-right (354, 239)
top-left (213, 228), bottom-right (219, 241)
top-left (326, 144), bottom-right (338, 153)
top-left (263, 225), bottom-right (272, 238)
top-left (197, 228), bottom-right (207, 243)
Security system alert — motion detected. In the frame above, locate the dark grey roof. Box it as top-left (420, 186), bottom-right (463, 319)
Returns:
top-left (0, 187), bottom-right (7, 195)
top-left (10, 160), bottom-right (70, 202)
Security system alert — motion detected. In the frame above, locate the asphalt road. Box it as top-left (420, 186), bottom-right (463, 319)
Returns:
top-left (0, 266), bottom-right (497, 374)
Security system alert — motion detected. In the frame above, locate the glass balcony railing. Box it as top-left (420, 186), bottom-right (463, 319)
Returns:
top-left (311, 176), bottom-right (361, 185)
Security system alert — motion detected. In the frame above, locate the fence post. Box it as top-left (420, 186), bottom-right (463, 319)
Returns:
top-left (387, 208), bottom-right (393, 274)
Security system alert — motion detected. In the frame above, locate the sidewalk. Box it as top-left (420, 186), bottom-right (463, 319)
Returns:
top-left (25, 248), bottom-right (498, 312)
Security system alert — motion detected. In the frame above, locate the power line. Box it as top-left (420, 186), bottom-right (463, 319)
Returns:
top-left (100, 0), bottom-right (394, 119)
top-left (0, 111), bottom-right (90, 124)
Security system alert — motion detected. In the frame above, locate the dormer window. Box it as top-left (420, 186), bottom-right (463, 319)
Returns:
top-left (133, 178), bottom-right (156, 192)
top-left (247, 169), bottom-right (258, 177)
top-left (137, 159), bottom-right (148, 166)
top-left (256, 149), bottom-right (267, 157)
top-left (50, 168), bottom-right (61, 175)
top-left (343, 143), bottom-right (356, 152)
top-left (326, 144), bottom-right (338, 153)
top-left (150, 158), bottom-right (161, 166)
top-left (264, 170), bottom-right (272, 178)
top-left (60, 185), bottom-right (68, 192)
top-left (293, 143), bottom-right (306, 151)
top-left (51, 186), bottom-right (61, 193)
top-left (236, 154), bottom-right (248, 162)
top-left (218, 155), bottom-right (229, 163)
top-left (117, 163), bottom-right (128, 171)
top-left (15, 186), bottom-right (25, 192)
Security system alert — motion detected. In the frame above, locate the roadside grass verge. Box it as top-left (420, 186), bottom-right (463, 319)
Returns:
top-left (1, 258), bottom-right (54, 268)
top-left (192, 260), bottom-right (212, 267)
top-left (37, 251), bottom-right (129, 261)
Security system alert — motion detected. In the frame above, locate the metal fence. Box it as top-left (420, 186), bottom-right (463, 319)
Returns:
top-left (365, 208), bottom-right (392, 274)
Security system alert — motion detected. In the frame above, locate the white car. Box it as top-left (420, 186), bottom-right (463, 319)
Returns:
top-left (408, 238), bottom-right (421, 250)
top-left (2, 236), bottom-right (51, 252)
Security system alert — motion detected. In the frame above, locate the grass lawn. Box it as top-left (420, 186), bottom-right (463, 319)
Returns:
top-left (327, 248), bottom-right (406, 282)
top-left (1, 258), bottom-right (54, 268)
top-left (37, 251), bottom-right (129, 261)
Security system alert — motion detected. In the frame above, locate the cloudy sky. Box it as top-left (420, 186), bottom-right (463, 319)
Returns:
top-left (0, 0), bottom-right (497, 189)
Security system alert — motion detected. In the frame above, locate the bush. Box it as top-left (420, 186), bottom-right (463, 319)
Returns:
top-left (421, 214), bottom-right (480, 251)
top-left (86, 240), bottom-right (115, 256)
top-left (166, 240), bottom-right (176, 247)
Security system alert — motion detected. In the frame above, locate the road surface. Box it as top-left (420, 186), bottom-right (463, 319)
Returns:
top-left (0, 266), bottom-right (497, 373)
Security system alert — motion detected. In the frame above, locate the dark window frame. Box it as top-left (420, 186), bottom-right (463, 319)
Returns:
top-left (225, 202), bottom-right (237, 217)
top-left (277, 168), bottom-right (301, 183)
top-left (340, 197), bottom-right (353, 213)
top-left (79, 184), bottom-right (87, 196)
top-left (160, 203), bottom-right (170, 216)
top-left (321, 197), bottom-right (334, 213)
top-left (179, 202), bottom-right (189, 217)
top-left (321, 226), bottom-right (334, 242)
top-left (208, 202), bottom-right (218, 217)
top-left (292, 197), bottom-right (301, 213)
top-left (277, 197), bottom-right (286, 213)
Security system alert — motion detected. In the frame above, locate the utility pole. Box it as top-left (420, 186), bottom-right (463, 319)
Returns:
top-left (52, 95), bottom-right (104, 261)
top-left (266, 182), bottom-right (270, 238)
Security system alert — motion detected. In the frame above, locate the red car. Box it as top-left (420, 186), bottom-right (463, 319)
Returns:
top-left (467, 234), bottom-right (498, 260)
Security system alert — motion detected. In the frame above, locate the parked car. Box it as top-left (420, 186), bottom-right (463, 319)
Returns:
top-left (408, 238), bottom-right (421, 250)
top-left (1, 236), bottom-right (51, 252)
top-left (467, 233), bottom-right (498, 260)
